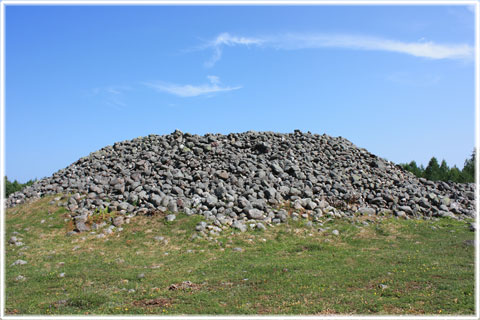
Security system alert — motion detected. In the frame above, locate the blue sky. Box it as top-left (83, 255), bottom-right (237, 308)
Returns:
top-left (5, 4), bottom-right (476, 182)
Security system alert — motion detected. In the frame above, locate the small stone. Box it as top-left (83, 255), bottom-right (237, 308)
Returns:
top-left (216, 170), bottom-right (230, 180)
top-left (75, 220), bottom-right (90, 232)
top-left (128, 289), bottom-right (136, 293)
top-left (166, 214), bottom-right (176, 222)
top-left (469, 222), bottom-right (476, 232)
top-left (138, 273), bottom-right (145, 279)
top-left (104, 226), bottom-right (115, 234)
top-left (233, 247), bottom-right (244, 252)
top-left (256, 222), bottom-right (267, 231)
top-left (395, 211), bottom-right (407, 219)
top-left (59, 273), bottom-right (65, 278)
top-left (247, 208), bottom-right (264, 220)
top-left (378, 284), bottom-right (388, 290)
top-left (8, 236), bottom-right (18, 244)
top-left (11, 259), bottom-right (27, 266)
top-left (332, 230), bottom-right (339, 236)
top-left (167, 201), bottom-right (178, 213)
top-left (15, 275), bottom-right (26, 282)
top-left (113, 216), bottom-right (124, 227)
top-left (232, 221), bottom-right (247, 232)
top-left (154, 236), bottom-right (165, 242)
top-left (356, 207), bottom-right (375, 216)
top-left (195, 221), bottom-right (207, 232)
top-left (55, 299), bottom-right (68, 306)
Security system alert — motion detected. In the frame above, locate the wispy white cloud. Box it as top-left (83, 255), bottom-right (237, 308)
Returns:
top-left (144, 76), bottom-right (241, 97)
top-left (203, 32), bottom-right (264, 67)
top-left (91, 85), bottom-right (131, 108)
top-left (206, 75), bottom-right (220, 85)
top-left (201, 32), bottom-right (473, 66)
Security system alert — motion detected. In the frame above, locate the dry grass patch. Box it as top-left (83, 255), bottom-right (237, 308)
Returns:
top-left (132, 297), bottom-right (173, 308)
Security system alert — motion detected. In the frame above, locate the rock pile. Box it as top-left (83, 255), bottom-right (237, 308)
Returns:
top-left (6, 130), bottom-right (476, 233)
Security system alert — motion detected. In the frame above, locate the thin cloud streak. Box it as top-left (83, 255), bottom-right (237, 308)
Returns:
top-left (91, 85), bottom-right (131, 108)
top-left (144, 76), bottom-right (241, 97)
top-left (204, 32), bottom-right (264, 67)
top-left (203, 32), bottom-right (473, 66)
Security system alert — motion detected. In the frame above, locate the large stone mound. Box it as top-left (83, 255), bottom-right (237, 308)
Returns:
top-left (6, 130), bottom-right (476, 232)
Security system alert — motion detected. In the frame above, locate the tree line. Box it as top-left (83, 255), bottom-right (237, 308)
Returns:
top-left (400, 150), bottom-right (475, 183)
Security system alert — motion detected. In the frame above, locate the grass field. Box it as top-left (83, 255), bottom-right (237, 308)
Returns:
top-left (5, 195), bottom-right (475, 315)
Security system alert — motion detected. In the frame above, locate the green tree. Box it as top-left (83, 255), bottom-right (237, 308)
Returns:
top-left (448, 166), bottom-right (463, 182)
top-left (424, 157), bottom-right (440, 181)
top-left (401, 160), bottom-right (424, 178)
top-left (438, 159), bottom-right (450, 181)
top-left (462, 149), bottom-right (475, 183)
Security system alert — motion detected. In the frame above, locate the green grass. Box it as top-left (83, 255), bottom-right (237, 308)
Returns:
top-left (5, 196), bottom-right (475, 315)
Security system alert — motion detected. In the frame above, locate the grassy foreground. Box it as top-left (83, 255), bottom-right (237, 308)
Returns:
top-left (5, 195), bottom-right (475, 315)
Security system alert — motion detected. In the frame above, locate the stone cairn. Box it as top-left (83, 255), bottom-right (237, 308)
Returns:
top-left (6, 130), bottom-right (476, 235)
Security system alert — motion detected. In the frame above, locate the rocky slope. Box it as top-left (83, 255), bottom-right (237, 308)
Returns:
top-left (6, 130), bottom-right (476, 233)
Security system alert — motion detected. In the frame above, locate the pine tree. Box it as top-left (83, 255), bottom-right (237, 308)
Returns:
top-left (439, 160), bottom-right (449, 181)
top-left (448, 166), bottom-right (463, 182)
top-left (401, 160), bottom-right (424, 178)
top-left (462, 149), bottom-right (475, 183)
top-left (424, 157), bottom-right (440, 181)
top-left (400, 149), bottom-right (475, 183)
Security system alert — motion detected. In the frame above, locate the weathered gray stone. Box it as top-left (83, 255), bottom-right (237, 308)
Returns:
top-left (166, 214), bottom-right (176, 222)
top-left (8, 236), bottom-right (18, 245)
top-left (216, 170), bottom-right (230, 180)
top-left (395, 211), bottom-right (407, 219)
top-left (113, 216), bottom-right (124, 227)
top-left (356, 207), bottom-right (375, 216)
top-left (232, 221), bottom-right (247, 232)
top-left (247, 209), bottom-right (264, 220)
top-left (11, 259), bottom-right (27, 266)
top-left (256, 222), bottom-right (266, 231)
top-left (195, 221), bottom-right (207, 231)
top-left (75, 220), bottom-right (90, 232)
top-left (15, 275), bottom-right (26, 281)
top-left (167, 200), bottom-right (178, 213)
